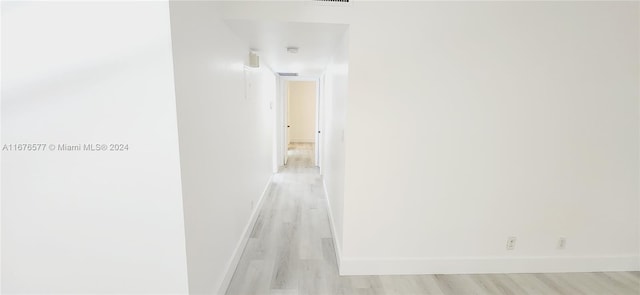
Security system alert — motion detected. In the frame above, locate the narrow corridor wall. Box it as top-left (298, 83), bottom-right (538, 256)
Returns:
top-left (321, 31), bottom-right (349, 260)
top-left (169, 2), bottom-right (277, 293)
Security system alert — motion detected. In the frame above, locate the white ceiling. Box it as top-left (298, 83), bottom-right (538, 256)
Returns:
top-left (224, 20), bottom-right (348, 78)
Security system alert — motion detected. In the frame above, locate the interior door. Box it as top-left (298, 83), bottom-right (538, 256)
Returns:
top-left (284, 81), bottom-right (290, 165)
top-left (315, 79), bottom-right (321, 167)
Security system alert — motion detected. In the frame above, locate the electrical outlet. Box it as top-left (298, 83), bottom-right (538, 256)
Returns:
top-left (251, 200), bottom-right (254, 211)
top-left (557, 237), bottom-right (566, 250)
top-left (506, 236), bottom-right (517, 250)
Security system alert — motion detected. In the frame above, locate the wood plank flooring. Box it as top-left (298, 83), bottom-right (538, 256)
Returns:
top-left (226, 143), bottom-right (640, 295)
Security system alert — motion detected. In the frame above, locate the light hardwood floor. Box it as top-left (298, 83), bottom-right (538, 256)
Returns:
top-left (226, 143), bottom-right (640, 295)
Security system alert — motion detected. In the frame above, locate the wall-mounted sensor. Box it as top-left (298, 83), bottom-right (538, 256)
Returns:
top-left (286, 46), bottom-right (299, 54)
top-left (249, 52), bottom-right (259, 68)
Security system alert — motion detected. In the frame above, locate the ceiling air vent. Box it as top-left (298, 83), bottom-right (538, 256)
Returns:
top-left (311, 0), bottom-right (349, 7)
top-left (278, 73), bottom-right (299, 77)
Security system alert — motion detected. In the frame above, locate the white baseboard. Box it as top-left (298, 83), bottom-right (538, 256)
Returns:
top-left (339, 255), bottom-right (640, 276)
top-left (217, 175), bottom-right (273, 295)
top-left (322, 178), bottom-right (342, 273)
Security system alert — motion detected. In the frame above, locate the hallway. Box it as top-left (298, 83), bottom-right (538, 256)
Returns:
top-left (226, 142), bottom-right (338, 295)
top-left (225, 145), bottom-right (640, 295)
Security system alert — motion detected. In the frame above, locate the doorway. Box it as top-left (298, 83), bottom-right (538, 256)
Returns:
top-left (284, 80), bottom-right (319, 166)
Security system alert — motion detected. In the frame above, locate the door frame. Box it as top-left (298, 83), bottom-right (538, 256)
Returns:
top-left (276, 75), bottom-right (321, 167)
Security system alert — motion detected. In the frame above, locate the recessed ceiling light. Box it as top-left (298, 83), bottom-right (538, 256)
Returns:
top-left (286, 46), bottom-right (299, 54)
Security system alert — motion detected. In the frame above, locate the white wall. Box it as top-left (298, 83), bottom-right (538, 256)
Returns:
top-left (287, 81), bottom-right (316, 143)
top-left (276, 78), bottom-right (287, 168)
top-left (1, 1), bottom-right (189, 293)
top-left (321, 31), bottom-right (349, 259)
top-left (169, 2), bottom-right (276, 294)
top-left (341, 1), bottom-right (640, 274)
